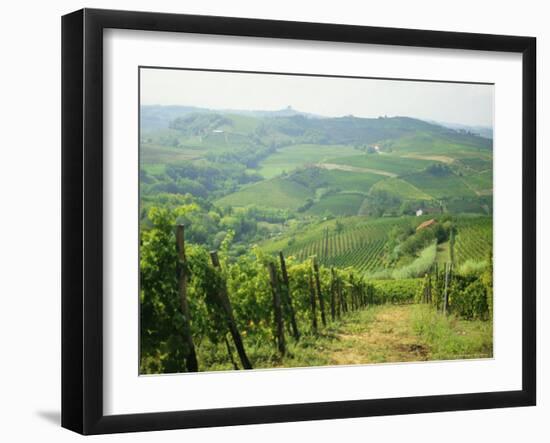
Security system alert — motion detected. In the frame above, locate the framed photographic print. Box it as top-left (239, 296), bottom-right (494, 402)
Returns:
top-left (61, 8), bottom-right (536, 435)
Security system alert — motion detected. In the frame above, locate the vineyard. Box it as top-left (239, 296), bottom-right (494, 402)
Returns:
top-left (261, 215), bottom-right (492, 276)
top-left (454, 216), bottom-right (493, 265)
top-left (140, 207), bottom-right (493, 374)
top-left (264, 216), bottom-right (414, 272)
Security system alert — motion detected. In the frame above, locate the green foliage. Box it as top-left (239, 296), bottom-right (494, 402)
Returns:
top-left (392, 242), bottom-right (438, 279)
top-left (415, 263), bottom-right (493, 320)
top-left (458, 259), bottom-right (488, 275)
top-left (140, 207), bottom-right (188, 373)
top-left (451, 279), bottom-right (489, 320)
top-left (371, 279), bottom-right (423, 304)
top-left (425, 163), bottom-right (452, 176)
top-left (169, 113), bottom-right (233, 135)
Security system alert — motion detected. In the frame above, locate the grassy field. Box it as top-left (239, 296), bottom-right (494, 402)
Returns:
top-left (258, 144), bottom-right (359, 178)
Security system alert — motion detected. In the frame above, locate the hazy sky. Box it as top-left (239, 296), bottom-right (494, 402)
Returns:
top-left (140, 68), bottom-right (494, 127)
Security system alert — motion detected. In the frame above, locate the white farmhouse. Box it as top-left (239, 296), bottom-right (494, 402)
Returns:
top-left (416, 209), bottom-right (423, 217)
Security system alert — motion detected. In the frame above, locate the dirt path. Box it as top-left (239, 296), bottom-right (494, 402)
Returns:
top-left (328, 305), bottom-right (430, 365)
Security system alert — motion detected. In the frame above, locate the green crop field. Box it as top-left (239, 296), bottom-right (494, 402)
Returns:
top-left (306, 193), bottom-right (365, 216)
top-left (261, 216), bottom-right (418, 272)
top-left (140, 144), bottom-right (203, 164)
top-left (457, 157), bottom-right (492, 172)
top-left (369, 177), bottom-right (433, 200)
top-left (258, 144), bottom-right (359, 178)
top-left (330, 153), bottom-right (435, 176)
top-left (293, 168), bottom-right (383, 194)
top-left (454, 216), bottom-right (493, 265)
top-left (380, 132), bottom-right (492, 157)
top-left (259, 214), bottom-right (492, 277)
top-left (215, 177), bottom-right (312, 210)
top-left (461, 170), bottom-right (493, 193)
top-left (405, 171), bottom-right (477, 199)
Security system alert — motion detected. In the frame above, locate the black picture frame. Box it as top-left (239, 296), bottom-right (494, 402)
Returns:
top-left (61, 8), bottom-right (536, 435)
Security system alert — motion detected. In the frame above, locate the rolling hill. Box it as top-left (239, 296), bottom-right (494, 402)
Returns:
top-left (141, 106), bottom-right (493, 218)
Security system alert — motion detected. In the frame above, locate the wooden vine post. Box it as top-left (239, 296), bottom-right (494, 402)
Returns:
top-left (210, 251), bottom-right (252, 369)
top-left (224, 335), bottom-right (239, 370)
top-left (279, 252), bottom-right (300, 341)
top-left (324, 227), bottom-right (329, 265)
top-left (427, 273), bottom-right (432, 304)
top-left (336, 275), bottom-right (342, 318)
top-left (175, 225), bottom-right (199, 372)
top-left (308, 270), bottom-right (318, 333)
top-left (312, 258), bottom-right (327, 326)
top-left (340, 281), bottom-right (347, 313)
top-left (350, 274), bottom-right (357, 311)
top-left (449, 228), bottom-right (455, 266)
top-left (330, 267), bottom-right (337, 321)
top-left (268, 262), bottom-right (286, 356)
top-left (443, 262), bottom-right (450, 315)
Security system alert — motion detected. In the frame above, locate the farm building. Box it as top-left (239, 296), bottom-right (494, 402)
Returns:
top-left (416, 218), bottom-right (437, 231)
top-left (416, 209), bottom-right (423, 216)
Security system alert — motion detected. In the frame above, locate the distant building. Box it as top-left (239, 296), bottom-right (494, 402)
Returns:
top-left (416, 209), bottom-right (423, 217)
top-left (416, 218), bottom-right (436, 231)
top-left (212, 129), bottom-right (224, 133)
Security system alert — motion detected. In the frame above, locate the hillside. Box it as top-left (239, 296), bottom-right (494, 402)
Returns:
top-left (258, 214), bottom-right (492, 277)
top-left (141, 107), bottom-right (493, 220)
